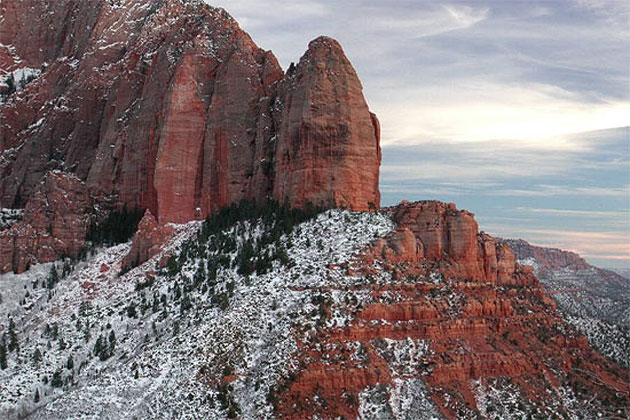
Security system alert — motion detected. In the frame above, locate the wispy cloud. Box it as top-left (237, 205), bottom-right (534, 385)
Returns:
top-left (515, 207), bottom-right (629, 218)
top-left (372, 4), bottom-right (490, 39)
top-left (490, 185), bottom-right (630, 198)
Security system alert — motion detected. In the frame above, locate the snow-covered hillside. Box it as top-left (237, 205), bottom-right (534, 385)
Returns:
top-left (515, 261), bottom-right (630, 368)
top-left (0, 208), bottom-right (394, 419)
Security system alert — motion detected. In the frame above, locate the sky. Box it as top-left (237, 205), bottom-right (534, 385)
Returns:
top-left (206, 0), bottom-right (630, 269)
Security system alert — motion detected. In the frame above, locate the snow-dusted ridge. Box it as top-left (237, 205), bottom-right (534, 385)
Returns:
top-left (0, 209), bottom-right (394, 419)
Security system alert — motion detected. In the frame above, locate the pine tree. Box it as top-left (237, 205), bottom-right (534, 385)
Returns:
top-left (33, 348), bottom-right (42, 363)
top-left (50, 369), bottom-right (63, 388)
top-left (7, 319), bottom-right (18, 352)
top-left (93, 336), bottom-right (104, 358)
top-left (66, 354), bottom-right (74, 370)
top-left (108, 331), bottom-right (116, 355)
top-left (34, 388), bottom-right (40, 403)
top-left (0, 340), bottom-right (7, 369)
top-left (4, 74), bottom-right (15, 95)
top-left (47, 265), bottom-right (59, 289)
top-left (127, 303), bottom-right (137, 318)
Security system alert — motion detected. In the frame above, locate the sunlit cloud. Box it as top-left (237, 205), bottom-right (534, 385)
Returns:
top-left (376, 83), bottom-right (630, 146)
top-left (515, 207), bottom-right (629, 218)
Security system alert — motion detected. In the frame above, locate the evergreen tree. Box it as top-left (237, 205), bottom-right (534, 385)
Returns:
top-left (4, 74), bottom-right (16, 96)
top-left (7, 319), bottom-right (18, 352)
top-left (46, 265), bottom-right (59, 289)
top-left (50, 369), bottom-right (63, 388)
top-left (127, 303), bottom-right (137, 318)
top-left (34, 388), bottom-right (40, 403)
top-left (108, 331), bottom-right (116, 355)
top-left (93, 336), bottom-right (104, 359)
top-left (33, 348), bottom-right (42, 363)
top-left (86, 205), bottom-right (143, 245)
top-left (0, 340), bottom-right (7, 369)
top-left (66, 354), bottom-right (74, 370)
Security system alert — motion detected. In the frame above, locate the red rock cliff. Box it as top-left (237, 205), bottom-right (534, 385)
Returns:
top-left (0, 171), bottom-right (90, 274)
top-left (0, 0), bottom-right (380, 226)
top-left (388, 201), bottom-right (516, 284)
top-left (502, 238), bottom-right (590, 271)
top-left (274, 201), bottom-right (628, 420)
top-left (272, 36), bottom-right (381, 210)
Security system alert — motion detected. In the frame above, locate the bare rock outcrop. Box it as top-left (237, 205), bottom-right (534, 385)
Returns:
top-left (0, 171), bottom-right (90, 273)
top-left (122, 210), bottom-right (174, 269)
top-left (391, 201), bottom-right (516, 283)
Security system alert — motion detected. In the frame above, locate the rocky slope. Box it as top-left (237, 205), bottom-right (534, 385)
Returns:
top-left (502, 238), bottom-right (630, 368)
top-left (0, 202), bottom-right (628, 419)
top-left (0, 0), bottom-right (380, 234)
top-left (503, 239), bottom-right (630, 326)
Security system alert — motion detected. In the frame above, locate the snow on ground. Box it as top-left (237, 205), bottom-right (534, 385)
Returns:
top-left (2, 206), bottom-right (626, 419)
top-left (565, 315), bottom-right (630, 368)
top-left (471, 378), bottom-right (590, 420)
top-left (0, 208), bottom-right (22, 230)
top-left (0, 210), bottom-right (395, 419)
top-left (0, 67), bottom-right (41, 91)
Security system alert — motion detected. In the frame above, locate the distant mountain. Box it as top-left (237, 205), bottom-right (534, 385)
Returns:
top-left (609, 267), bottom-right (630, 280)
top-left (502, 238), bottom-right (630, 326)
top-left (501, 238), bottom-right (630, 367)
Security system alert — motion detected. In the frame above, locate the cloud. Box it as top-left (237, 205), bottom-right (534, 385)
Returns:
top-left (573, 0), bottom-right (630, 28)
top-left (371, 4), bottom-right (489, 39)
top-left (490, 185), bottom-right (630, 198)
top-left (516, 207), bottom-right (628, 218)
top-left (381, 127), bottom-right (628, 190)
top-left (374, 82), bottom-right (630, 147)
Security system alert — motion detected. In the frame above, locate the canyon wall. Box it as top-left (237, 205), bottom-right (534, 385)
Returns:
top-left (0, 0), bottom-right (380, 226)
top-left (0, 0), bottom-right (381, 270)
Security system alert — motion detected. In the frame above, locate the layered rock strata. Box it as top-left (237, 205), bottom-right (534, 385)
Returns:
top-left (0, 171), bottom-right (90, 273)
top-left (273, 201), bottom-right (628, 419)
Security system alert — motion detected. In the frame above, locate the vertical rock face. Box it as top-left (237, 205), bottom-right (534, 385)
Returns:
top-left (272, 37), bottom-right (381, 210)
top-left (152, 53), bottom-right (208, 224)
top-left (0, 1), bottom-right (380, 227)
top-left (390, 201), bottom-right (516, 283)
top-left (0, 171), bottom-right (90, 274)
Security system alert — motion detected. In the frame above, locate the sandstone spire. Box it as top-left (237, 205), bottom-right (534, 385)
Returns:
top-left (272, 36), bottom-right (381, 210)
